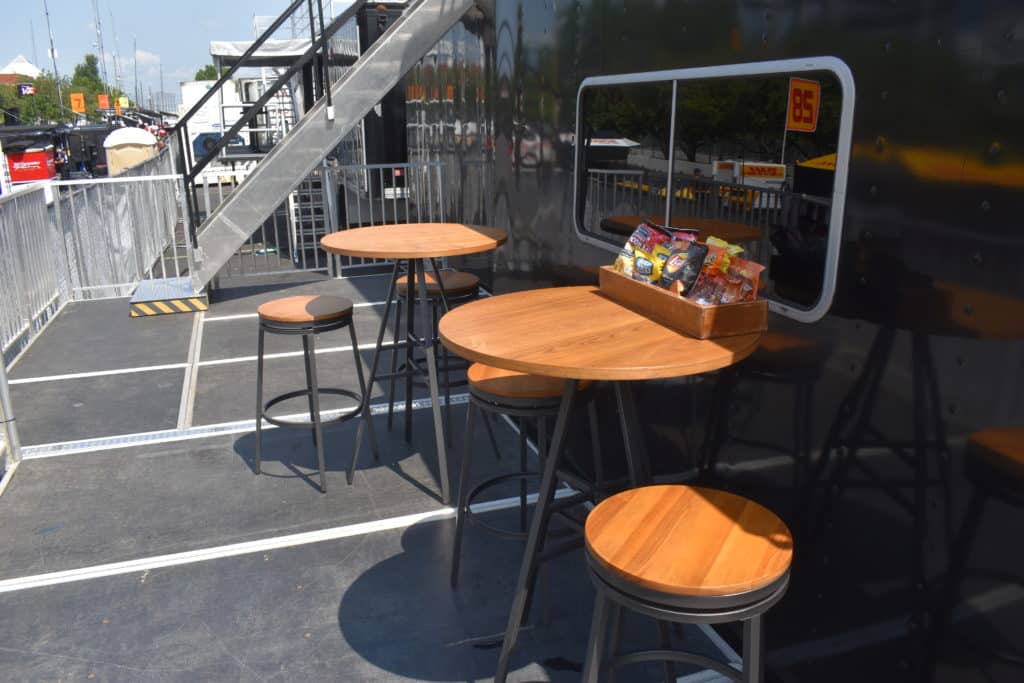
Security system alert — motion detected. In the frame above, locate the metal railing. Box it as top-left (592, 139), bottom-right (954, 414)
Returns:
top-left (1, 151), bottom-right (189, 363)
top-left (0, 184), bottom-right (63, 365)
top-left (174, 0), bottom-right (368, 243)
top-left (55, 152), bottom-right (189, 300)
top-left (585, 169), bottom-right (831, 240)
top-left (192, 161), bottom-right (448, 279)
top-left (328, 161), bottom-right (449, 273)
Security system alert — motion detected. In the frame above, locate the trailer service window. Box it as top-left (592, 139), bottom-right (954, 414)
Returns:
top-left (573, 58), bottom-right (855, 323)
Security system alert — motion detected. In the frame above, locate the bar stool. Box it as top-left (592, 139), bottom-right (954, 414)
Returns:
top-left (924, 429), bottom-right (1024, 676)
top-left (388, 268), bottom-right (480, 439)
top-left (450, 362), bottom-right (603, 587)
top-left (582, 485), bottom-right (793, 683)
top-left (702, 332), bottom-right (827, 487)
top-left (255, 295), bottom-right (375, 493)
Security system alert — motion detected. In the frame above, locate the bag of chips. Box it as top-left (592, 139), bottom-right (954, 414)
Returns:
top-left (659, 242), bottom-right (707, 295)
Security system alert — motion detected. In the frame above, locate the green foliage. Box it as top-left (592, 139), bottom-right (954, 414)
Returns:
top-left (0, 54), bottom-right (133, 125)
top-left (194, 64), bottom-right (228, 81)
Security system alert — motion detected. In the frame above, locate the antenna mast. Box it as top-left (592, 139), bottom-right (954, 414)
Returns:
top-left (41, 0), bottom-right (63, 117)
top-left (30, 19), bottom-right (40, 66)
top-left (108, 9), bottom-right (122, 92)
top-left (91, 0), bottom-right (109, 88)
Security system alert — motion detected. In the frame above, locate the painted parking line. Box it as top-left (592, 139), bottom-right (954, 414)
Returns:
top-left (20, 393), bottom-right (470, 460)
top-left (0, 487), bottom-right (577, 595)
top-left (203, 300), bottom-right (387, 323)
top-left (8, 363), bottom-right (189, 385)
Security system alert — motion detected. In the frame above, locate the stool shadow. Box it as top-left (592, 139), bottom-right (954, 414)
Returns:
top-left (336, 515), bottom-right (597, 682)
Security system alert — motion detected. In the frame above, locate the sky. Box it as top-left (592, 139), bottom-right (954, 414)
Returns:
top-left (0, 0), bottom-right (305, 105)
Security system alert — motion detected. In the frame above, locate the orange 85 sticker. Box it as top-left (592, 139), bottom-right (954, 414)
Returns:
top-left (786, 78), bottom-right (820, 133)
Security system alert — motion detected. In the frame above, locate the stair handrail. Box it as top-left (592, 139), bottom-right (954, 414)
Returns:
top-left (176, 0), bottom-right (369, 241)
top-left (172, 0), bottom-right (306, 136)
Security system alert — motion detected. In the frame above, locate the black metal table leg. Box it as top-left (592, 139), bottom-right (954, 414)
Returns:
top-left (416, 258), bottom-right (452, 504)
top-left (614, 382), bottom-right (654, 486)
top-left (362, 260), bottom-right (401, 440)
top-left (404, 258), bottom-right (416, 442)
top-left (494, 379), bottom-right (578, 682)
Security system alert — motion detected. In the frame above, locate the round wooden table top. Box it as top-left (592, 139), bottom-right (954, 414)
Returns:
top-left (320, 223), bottom-right (507, 259)
top-left (439, 286), bottom-right (762, 381)
top-left (585, 485), bottom-right (793, 598)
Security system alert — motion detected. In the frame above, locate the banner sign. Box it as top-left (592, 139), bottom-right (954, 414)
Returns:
top-left (97, 93), bottom-right (111, 109)
top-left (70, 92), bottom-right (86, 113)
top-left (17, 83), bottom-right (36, 96)
top-left (785, 78), bottom-right (821, 133)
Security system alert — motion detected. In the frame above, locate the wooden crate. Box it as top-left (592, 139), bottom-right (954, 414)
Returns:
top-left (599, 266), bottom-right (767, 339)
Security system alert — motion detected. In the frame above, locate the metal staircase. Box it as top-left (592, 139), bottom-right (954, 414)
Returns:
top-left (189, 0), bottom-right (473, 293)
top-left (131, 0), bottom-right (473, 309)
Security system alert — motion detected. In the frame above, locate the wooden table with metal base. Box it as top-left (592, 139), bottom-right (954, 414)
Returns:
top-left (439, 285), bottom-right (762, 681)
top-left (321, 223), bottom-right (506, 504)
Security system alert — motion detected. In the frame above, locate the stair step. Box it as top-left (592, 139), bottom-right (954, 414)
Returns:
top-left (129, 277), bottom-right (208, 317)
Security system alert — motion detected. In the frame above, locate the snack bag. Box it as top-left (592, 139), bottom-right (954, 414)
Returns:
top-left (628, 223), bottom-right (673, 283)
top-left (613, 243), bottom-right (635, 277)
top-left (659, 242), bottom-right (707, 294)
top-left (703, 236), bottom-right (744, 274)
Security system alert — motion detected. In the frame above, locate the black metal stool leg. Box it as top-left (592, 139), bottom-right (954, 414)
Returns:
top-left (255, 325), bottom-right (265, 475)
top-left (657, 620), bottom-right (675, 683)
top-left (306, 334), bottom-right (327, 494)
top-left (302, 334), bottom-right (318, 447)
top-left (450, 400), bottom-right (476, 587)
top-left (387, 298), bottom-right (402, 431)
top-left (348, 321), bottom-right (378, 484)
top-left (607, 603), bottom-right (623, 683)
top-left (482, 412), bottom-right (502, 460)
top-left (582, 592), bottom-right (612, 683)
top-left (588, 399), bottom-right (604, 492)
top-left (519, 417), bottom-right (528, 532)
top-left (742, 615), bottom-right (764, 683)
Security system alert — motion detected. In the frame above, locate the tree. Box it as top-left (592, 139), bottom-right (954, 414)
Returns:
top-left (72, 54), bottom-right (104, 92)
top-left (195, 64), bottom-right (226, 80)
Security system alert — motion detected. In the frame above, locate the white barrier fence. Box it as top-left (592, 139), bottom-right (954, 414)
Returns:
top-left (1, 151), bottom-right (188, 365)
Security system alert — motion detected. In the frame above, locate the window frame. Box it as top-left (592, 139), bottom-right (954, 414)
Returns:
top-left (572, 56), bottom-right (856, 323)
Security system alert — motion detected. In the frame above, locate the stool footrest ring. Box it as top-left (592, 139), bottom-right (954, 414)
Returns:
top-left (609, 650), bottom-right (742, 682)
top-left (464, 471), bottom-right (539, 539)
top-left (262, 387), bottom-right (364, 429)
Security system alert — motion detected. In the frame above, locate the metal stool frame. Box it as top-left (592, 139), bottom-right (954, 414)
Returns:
top-left (254, 310), bottom-right (377, 493)
top-left (450, 383), bottom-right (604, 588)
top-left (582, 554), bottom-right (790, 683)
top-left (387, 263), bottom-right (480, 443)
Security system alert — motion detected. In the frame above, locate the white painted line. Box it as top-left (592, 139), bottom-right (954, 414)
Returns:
top-left (20, 393), bottom-right (470, 460)
top-left (8, 363), bottom-right (189, 385)
top-left (0, 459), bottom-right (20, 499)
top-left (0, 487), bottom-right (577, 595)
top-left (203, 300), bottom-right (386, 323)
top-left (177, 311), bottom-right (205, 430)
top-left (197, 341), bottom-right (385, 368)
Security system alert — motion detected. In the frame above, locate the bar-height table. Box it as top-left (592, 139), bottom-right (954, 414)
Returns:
top-left (321, 223), bottom-right (506, 503)
top-left (439, 285), bottom-right (762, 681)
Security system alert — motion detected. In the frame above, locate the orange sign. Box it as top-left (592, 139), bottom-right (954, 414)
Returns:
top-left (114, 99), bottom-right (122, 116)
top-left (97, 93), bottom-right (111, 109)
top-left (69, 92), bottom-right (86, 113)
top-left (785, 78), bottom-right (820, 133)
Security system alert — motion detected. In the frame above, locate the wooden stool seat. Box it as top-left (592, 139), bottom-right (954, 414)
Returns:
top-left (396, 270), bottom-right (479, 297)
top-left (257, 295), bottom-right (353, 324)
top-left (585, 485), bottom-right (793, 598)
top-left (967, 429), bottom-right (1024, 480)
top-left (467, 363), bottom-right (591, 400)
